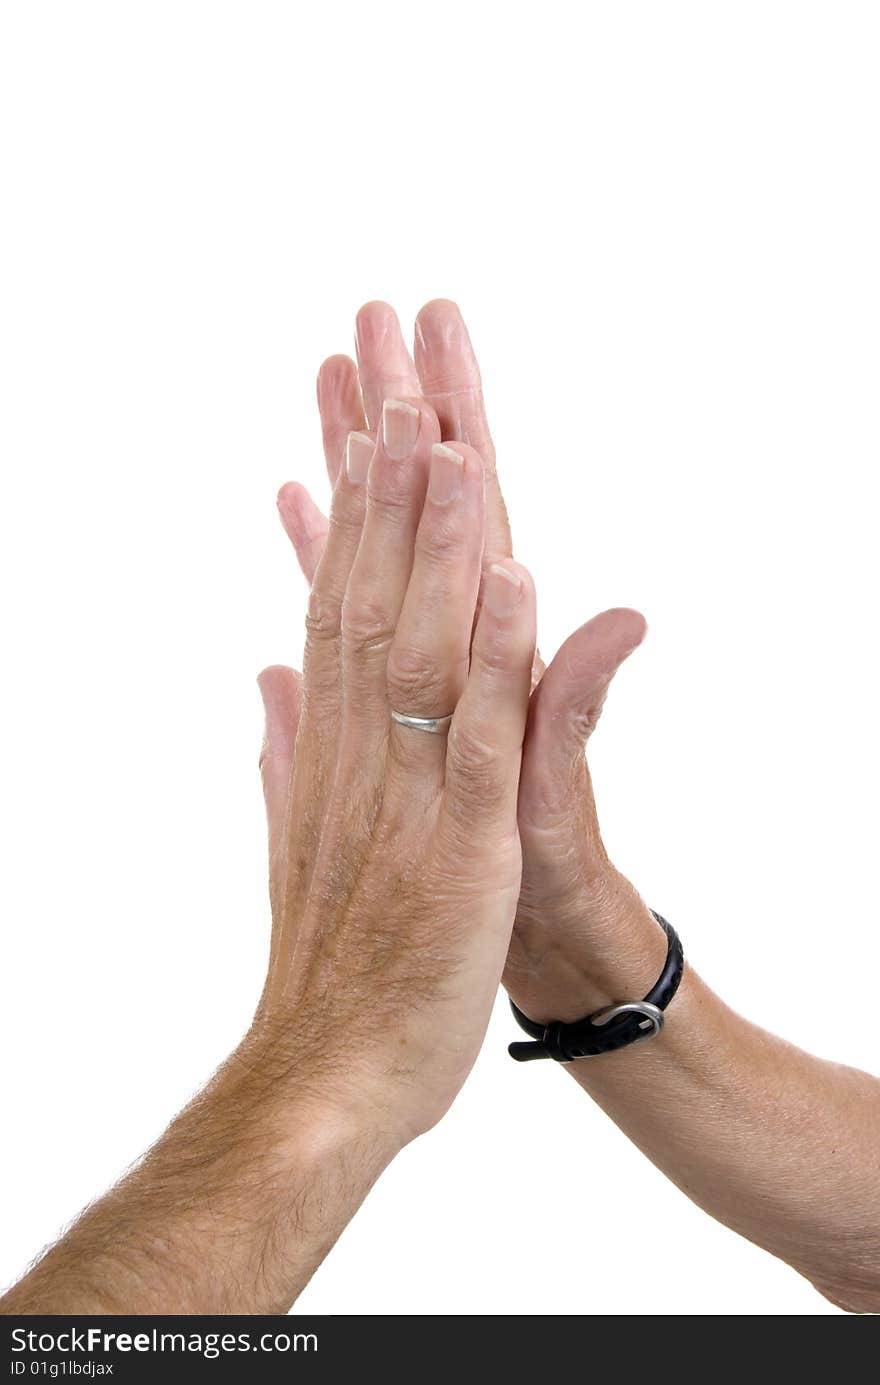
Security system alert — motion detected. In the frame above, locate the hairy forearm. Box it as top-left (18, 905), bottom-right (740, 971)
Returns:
top-left (1, 1029), bottom-right (398, 1315)
top-left (564, 909), bottom-right (880, 1312)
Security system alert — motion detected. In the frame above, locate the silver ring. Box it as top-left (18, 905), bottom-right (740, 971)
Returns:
top-left (390, 710), bottom-right (453, 735)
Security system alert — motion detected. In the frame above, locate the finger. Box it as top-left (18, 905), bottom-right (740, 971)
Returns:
top-left (442, 559), bottom-right (537, 839)
top-left (277, 482), bottom-right (329, 585)
top-left (414, 299), bottom-right (512, 564)
top-left (342, 398), bottom-right (441, 734)
top-left (285, 432), bottom-right (372, 886)
top-left (355, 301), bottom-right (422, 431)
top-left (386, 443), bottom-right (485, 786)
top-left (519, 609), bottom-right (648, 823)
top-left (257, 665), bottom-right (302, 853)
top-left (303, 433), bottom-right (373, 708)
top-left (317, 354), bottom-right (367, 486)
top-left (265, 447), bottom-right (373, 985)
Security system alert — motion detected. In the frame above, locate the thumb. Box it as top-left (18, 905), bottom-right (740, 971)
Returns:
top-left (257, 665), bottom-right (302, 860)
top-left (520, 608), bottom-right (647, 820)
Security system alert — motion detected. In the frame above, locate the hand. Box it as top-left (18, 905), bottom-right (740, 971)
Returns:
top-left (256, 395), bottom-right (536, 1145)
top-left (265, 301), bottom-right (664, 1036)
top-left (0, 409), bottom-right (536, 1317)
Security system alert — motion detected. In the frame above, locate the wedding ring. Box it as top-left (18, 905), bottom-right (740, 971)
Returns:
top-left (390, 710), bottom-right (454, 735)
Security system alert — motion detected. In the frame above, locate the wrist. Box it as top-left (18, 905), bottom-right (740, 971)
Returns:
top-left (8, 1032), bottom-right (404, 1316)
top-left (229, 1020), bottom-right (408, 1170)
top-left (148, 1030), bottom-right (405, 1313)
top-left (505, 867), bottom-right (668, 1023)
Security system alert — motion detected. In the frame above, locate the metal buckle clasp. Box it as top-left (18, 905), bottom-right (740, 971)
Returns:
top-left (589, 1000), bottom-right (664, 1042)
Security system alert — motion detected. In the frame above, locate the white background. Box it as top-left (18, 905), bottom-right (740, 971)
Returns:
top-left (1, 2), bottom-right (877, 1316)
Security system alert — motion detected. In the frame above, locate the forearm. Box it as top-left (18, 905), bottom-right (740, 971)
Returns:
top-left (0, 1028), bottom-right (398, 1315)
top-left (510, 884), bottom-right (880, 1313)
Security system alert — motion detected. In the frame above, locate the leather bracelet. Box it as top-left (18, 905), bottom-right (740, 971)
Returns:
top-left (508, 911), bottom-right (684, 1062)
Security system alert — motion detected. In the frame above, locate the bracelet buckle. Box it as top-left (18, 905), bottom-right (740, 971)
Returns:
top-left (508, 911), bottom-right (684, 1062)
top-left (589, 1000), bottom-right (664, 1040)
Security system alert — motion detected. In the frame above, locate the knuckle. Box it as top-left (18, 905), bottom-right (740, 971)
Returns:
top-left (569, 689), bottom-right (608, 743)
top-left (328, 490), bottom-right (365, 533)
top-left (341, 594), bottom-right (396, 659)
top-left (473, 632), bottom-right (520, 676)
top-left (447, 723), bottom-right (508, 808)
top-left (304, 588), bottom-right (342, 643)
top-left (367, 479), bottom-right (416, 523)
top-left (386, 645), bottom-right (453, 711)
top-left (416, 517), bottom-right (464, 567)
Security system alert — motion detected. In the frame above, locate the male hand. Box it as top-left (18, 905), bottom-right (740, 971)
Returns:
top-left (264, 300), bottom-right (666, 1034)
top-left (257, 390), bottom-right (537, 1139)
top-left (1, 392), bottom-right (537, 1316)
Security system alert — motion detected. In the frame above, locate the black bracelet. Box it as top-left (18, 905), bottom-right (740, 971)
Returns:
top-left (508, 911), bottom-right (684, 1062)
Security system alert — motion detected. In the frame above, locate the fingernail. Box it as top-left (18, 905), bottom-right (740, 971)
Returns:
top-left (382, 399), bottom-right (420, 460)
top-left (485, 563), bottom-right (523, 617)
top-left (345, 431), bottom-right (374, 484)
top-left (428, 444), bottom-right (464, 505)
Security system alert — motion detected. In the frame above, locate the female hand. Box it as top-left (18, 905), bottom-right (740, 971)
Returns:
top-left (266, 301), bottom-right (661, 1037)
top-left (256, 397), bottom-right (536, 1145)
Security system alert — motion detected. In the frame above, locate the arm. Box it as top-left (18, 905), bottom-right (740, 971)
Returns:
top-left (568, 949), bottom-right (880, 1315)
top-left (506, 503), bottom-right (880, 1318)
top-left (2, 395), bottom-right (538, 1315)
top-left (509, 861), bottom-right (880, 1315)
top-left (277, 298), bottom-right (880, 1314)
top-left (0, 1038), bottom-right (397, 1314)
